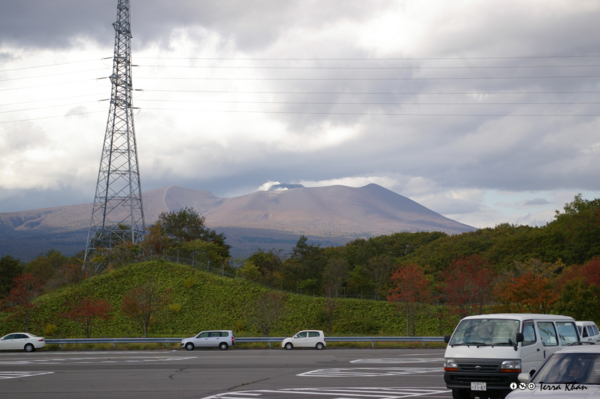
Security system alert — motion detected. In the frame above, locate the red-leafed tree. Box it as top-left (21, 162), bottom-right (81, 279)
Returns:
top-left (121, 280), bottom-right (171, 337)
top-left (442, 255), bottom-right (495, 318)
top-left (62, 297), bottom-right (112, 338)
top-left (388, 263), bottom-right (431, 336)
top-left (503, 272), bottom-right (558, 314)
top-left (2, 273), bottom-right (43, 332)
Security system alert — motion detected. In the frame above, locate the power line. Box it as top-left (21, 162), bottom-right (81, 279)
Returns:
top-left (0, 58), bottom-right (105, 73)
top-left (0, 111), bottom-right (104, 124)
top-left (134, 75), bottom-right (600, 81)
top-left (0, 101), bottom-right (100, 114)
top-left (139, 107), bottom-right (600, 117)
top-left (0, 68), bottom-right (110, 82)
top-left (0, 78), bottom-right (103, 92)
top-left (136, 64), bottom-right (600, 70)
top-left (134, 55), bottom-right (600, 61)
top-left (143, 89), bottom-right (600, 95)
top-left (0, 93), bottom-right (105, 107)
top-left (136, 99), bottom-right (600, 106)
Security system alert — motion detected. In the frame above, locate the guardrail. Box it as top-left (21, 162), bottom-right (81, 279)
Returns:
top-left (46, 336), bottom-right (444, 349)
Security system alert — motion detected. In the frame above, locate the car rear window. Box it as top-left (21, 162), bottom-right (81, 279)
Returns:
top-left (594, 325), bottom-right (600, 336)
top-left (308, 332), bottom-right (320, 338)
top-left (221, 332), bottom-right (229, 337)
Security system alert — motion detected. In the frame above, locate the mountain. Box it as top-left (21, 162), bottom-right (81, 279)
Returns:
top-left (0, 184), bottom-right (475, 260)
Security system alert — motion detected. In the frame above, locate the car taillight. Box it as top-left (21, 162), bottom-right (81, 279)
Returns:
top-left (324, 338), bottom-right (326, 342)
top-left (39, 339), bottom-right (44, 342)
top-left (232, 336), bottom-right (235, 344)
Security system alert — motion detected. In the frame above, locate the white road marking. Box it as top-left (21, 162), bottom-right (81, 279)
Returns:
top-left (203, 387), bottom-right (451, 399)
top-left (0, 372), bottom-right (54, 380)
top-left (298, 367), bottom-right (443, 377)
top-left (0, 356), bottom-right (196, 365)
top-left (351, 358), bottom-right (444, 364)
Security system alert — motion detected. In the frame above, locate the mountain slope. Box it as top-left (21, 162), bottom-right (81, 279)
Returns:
top-left (0, 184), bottom-right (474, 260)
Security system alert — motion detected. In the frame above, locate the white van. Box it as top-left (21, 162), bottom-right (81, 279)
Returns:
top-left (576, 321), bottom-right (600, 343)
top-left (443, 314), bottom-right (579, 399)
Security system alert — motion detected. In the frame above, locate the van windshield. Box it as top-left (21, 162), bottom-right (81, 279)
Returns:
top-left (449, 319), bottom-right (520, 346)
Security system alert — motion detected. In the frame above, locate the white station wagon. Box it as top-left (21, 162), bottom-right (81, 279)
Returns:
top-left (282, 330), bottom-right (326, 350)
top-left (181, 330), bottom-right (235, 351)
top-left (0, 333), bottom-right (45, 352)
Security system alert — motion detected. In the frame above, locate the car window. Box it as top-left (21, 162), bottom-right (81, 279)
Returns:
top-left (208, 332), bottom-right (220, 337)
top-left (16, 334), bottom-right (28, 339)
top-left (587, 326), bottom-right (595, 337)
top-left (523, 321), bottom-right (536, 346)
top-left (582, 326), bottom-right (589, 337)
top-left (296, 332), bottom-right (307, 338)
top-left (537, 322), bottom-right (559, 346)
top-left (197, 332), bottom-right (209, 338)
top-left (556, 322), bottom-right (579, 345)
top-left (221, 332), bottom-right (229, 337)
top-left (308, 332), bottom-right (320, 338)
top-left (594, 325), bottom-right (600, 336)
top-left (3, 334), bottom-right (16, 340)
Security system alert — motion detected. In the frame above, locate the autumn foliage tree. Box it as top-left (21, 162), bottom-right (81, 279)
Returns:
top-left (442, 255), bottom-right (495, 318)
top-left (247, 292), bottom-right (288, 336)
top-left (121, 280), bottom-right (172, 337)
top-left (2, 273), bottom-right (43, 332)
top-left (388, 263), bottom-right (431, 336)
top-left (62, 297), bottom-right (112, 338)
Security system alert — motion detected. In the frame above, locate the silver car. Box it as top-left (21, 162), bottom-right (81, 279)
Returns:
top-left (181, 330), bottom-right (234, 351)
top-left (0, 333), bottom-right (45, 352)
top-left (507, 344), bottom-right (600, 398)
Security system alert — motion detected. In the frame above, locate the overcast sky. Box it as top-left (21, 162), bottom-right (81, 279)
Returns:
top-left (1, 0), bottom-right (600, 228)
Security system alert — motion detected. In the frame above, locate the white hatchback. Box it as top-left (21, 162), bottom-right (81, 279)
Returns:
top-left (282, 330), bottom-right (326, 350)
top-left (0, 333), bottom-right (45, 352)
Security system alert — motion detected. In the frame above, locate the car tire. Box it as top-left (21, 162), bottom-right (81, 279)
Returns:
top-left (285, 343), bottom-right (293, 350)
top-left (219, 342), bottom-right (228, 351)
top-left (24, 344), bottom-right (34, 352)
top-left (451, 389), bottom-right (469, 399)
top-left (185, 343), bottom-right (194, 351)
top-left (315, 342), bottom-right (324, 350)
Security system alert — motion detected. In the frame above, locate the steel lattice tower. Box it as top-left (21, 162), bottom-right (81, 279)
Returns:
top-left (85, 0), bottom-right (145, 264)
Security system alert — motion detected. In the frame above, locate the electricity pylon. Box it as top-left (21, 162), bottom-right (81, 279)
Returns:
top-left (84, 0), bottom-right (145, 267)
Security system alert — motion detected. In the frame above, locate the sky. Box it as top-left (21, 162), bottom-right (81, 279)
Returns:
top-left (1, 0), bottom-right (600, 229)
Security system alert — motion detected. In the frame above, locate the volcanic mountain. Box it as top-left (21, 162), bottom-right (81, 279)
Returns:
top-left (0, 184), bottom-right (475, 260)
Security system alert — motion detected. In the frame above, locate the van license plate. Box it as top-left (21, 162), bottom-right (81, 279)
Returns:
top-left (471, 382), bottom-right (486, 391)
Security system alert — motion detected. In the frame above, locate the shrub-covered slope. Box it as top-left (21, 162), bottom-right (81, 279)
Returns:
top-left (0, 261), bottom-right (457, 338)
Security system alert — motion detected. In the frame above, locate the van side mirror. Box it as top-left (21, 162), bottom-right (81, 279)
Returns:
top-left (444, 335), bottom-right (451, 344)
top-left (518, 373), bottom-right (530, 384)
top-left (516, 333), bottom-right (524, 343)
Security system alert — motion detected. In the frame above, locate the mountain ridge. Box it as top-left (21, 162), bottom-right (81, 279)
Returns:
top-left (0, 184), bottom-right (475, 260)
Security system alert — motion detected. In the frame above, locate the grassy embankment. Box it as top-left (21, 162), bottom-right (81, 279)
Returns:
top-left (1, 260), bottom-right (455, 349)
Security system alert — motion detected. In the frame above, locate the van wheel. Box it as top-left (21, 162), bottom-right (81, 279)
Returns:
top-left (315, 343), bottom-right (324, 350)
top-left (185, 343), bottom-right (194, 351)
top-left (219, 342), bottom-right (228, 351)
top-left (451, 389), bottom-right (469, 399)
top-left (285, 343), bottom-right (293, 350)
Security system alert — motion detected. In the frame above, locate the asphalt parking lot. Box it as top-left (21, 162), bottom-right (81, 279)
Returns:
top-left (0, 348), bottom-right (452, 399)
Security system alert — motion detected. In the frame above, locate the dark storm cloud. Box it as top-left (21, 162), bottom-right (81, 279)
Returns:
top-left (0, 0), bottom-right (392, 51)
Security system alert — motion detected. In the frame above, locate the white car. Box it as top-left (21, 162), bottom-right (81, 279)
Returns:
top-left (507, 344), bottom-right (600, 398)
top-left (576, 321), bottom-right (600, 343)
top-left (0, 333), bottom-right (45, 352)
top-left (180, 330), bottom-right (234, 351)
top-left (282, 330), bottom-right (326, 350)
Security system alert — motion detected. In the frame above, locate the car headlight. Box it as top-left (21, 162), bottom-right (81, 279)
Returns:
top-left (444, 359), bottom-right (458, 371)
top-left (501, 360), bottom-right (521, 372)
